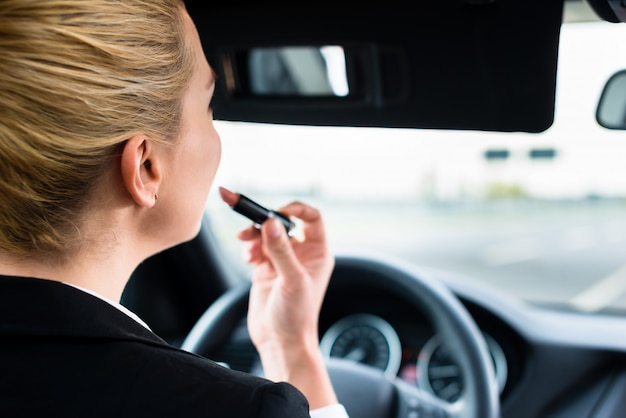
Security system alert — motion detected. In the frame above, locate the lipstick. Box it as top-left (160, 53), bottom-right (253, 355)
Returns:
top-left (219, 187), bottom-right (294, 234)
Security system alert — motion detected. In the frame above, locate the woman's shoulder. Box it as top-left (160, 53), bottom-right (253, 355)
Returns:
top-left (123, 346), bottom-right (311, 417)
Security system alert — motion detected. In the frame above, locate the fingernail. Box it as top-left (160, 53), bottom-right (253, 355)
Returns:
top-left (265, 215), bottom-right (283, 240)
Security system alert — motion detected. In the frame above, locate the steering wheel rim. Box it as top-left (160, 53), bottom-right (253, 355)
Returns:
top-left (182, 253), bottom-right (500, 418)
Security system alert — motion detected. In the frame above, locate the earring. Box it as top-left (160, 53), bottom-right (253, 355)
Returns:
top-left (154, 193), bottom-right (159, 201)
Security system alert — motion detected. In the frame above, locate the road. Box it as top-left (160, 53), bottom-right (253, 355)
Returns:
top-left (320, 199), bottom-right (626, 314)
top-left (210, 197), bottom-right (626, 314)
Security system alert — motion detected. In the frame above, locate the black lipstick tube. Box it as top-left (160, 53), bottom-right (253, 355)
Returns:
top-left (234, 194), bottom-right (294, 234)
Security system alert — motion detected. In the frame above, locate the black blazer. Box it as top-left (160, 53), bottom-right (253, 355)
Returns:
top-left (0, 276), bottom-right (310, 417)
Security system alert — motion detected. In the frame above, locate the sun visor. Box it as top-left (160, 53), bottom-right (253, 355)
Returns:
top-left (586, 0), bottom-right (625, 22)
top-left (187, 0), bottom-right (564, 133)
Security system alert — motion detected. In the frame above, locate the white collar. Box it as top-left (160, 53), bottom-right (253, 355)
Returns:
top-left (63, 282), bottom-right (152, 331)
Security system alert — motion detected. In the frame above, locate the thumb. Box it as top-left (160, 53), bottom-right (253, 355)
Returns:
top-left (262, 217), bottom-right (304, 280)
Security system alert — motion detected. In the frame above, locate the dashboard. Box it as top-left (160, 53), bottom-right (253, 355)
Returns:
top-left (212, 262), bottom-right (527, 406)
top-left (318, 274), bottom-right (526, 405)
top-left (319, 310), bottom-right (509, 403)
top-left (210, 256), bottom-right (626, 418)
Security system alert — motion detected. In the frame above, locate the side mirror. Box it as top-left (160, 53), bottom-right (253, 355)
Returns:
top-left (596, 70), bottom-right (626, 130)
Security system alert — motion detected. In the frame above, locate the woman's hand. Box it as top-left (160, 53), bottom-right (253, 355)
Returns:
top-left (237, 202), bottom-right (337, 409)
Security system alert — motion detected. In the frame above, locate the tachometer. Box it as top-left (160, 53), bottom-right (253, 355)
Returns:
top-left (417, 333), bottom-right (508, 403)
top-left (320, 314), bottom-right (402, 378)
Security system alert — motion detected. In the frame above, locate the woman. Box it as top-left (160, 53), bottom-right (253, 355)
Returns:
top-left (0, 1), bottom-right (347, 416)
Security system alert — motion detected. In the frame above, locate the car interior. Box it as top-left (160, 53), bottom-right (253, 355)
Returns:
top-left (121, 1), bottom-right (626, 417)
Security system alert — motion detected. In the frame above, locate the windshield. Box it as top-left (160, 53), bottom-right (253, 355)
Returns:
top-left (206, 19), bottom-right (626, 316)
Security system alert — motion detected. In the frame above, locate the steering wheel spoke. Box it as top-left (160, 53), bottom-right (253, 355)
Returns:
top-left (394, 378), bottom-right (451, 418)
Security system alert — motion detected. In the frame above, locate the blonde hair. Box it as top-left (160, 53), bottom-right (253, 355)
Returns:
top-left (0, 0), bottom-right (194, 257)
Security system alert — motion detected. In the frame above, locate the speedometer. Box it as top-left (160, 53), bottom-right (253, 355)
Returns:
top-left (320, 314), bottom-right (402, 378)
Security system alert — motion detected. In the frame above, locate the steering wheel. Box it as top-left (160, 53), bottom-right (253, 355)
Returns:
top-left (182, 254), bottom-right (500, 418)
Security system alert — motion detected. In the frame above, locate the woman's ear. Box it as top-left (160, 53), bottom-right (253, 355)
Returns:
top-left (120, 135), bottom-right (162, 208)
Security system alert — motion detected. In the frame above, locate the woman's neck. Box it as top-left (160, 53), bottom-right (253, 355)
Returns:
top-left (0, 234), bottom-right (141, 303)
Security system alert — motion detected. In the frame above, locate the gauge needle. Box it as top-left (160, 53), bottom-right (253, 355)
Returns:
top-left (344, 347), bottom-right (367, 363)
top-left (438, 382), bottom-right (462, 402)
top-left (429, 365), bottom-right (461, 379)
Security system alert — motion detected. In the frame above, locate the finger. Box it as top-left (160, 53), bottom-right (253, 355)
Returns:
top-left (237, 225), bottom-right (261, 241)
top-left (261, 217), bottom-right (306, 282)
top-left (251, 262), bottom-right (277, 284)
top-left (242, 239), bottom-right (265, 264)
top-left (276, 201), bottom-right (322, 223)
top-left (276, 202), bottom-right (326, 242)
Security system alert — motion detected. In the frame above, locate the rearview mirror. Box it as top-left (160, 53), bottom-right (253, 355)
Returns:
top-left (596, 70), bottom-right (626, 130)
